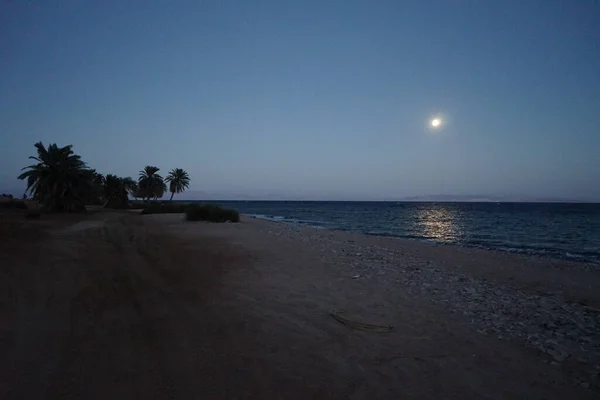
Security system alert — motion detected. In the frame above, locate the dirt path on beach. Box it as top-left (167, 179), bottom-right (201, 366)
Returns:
top-left (0, 212), bottom-right (596, 399)
top-left (1, 211), bottom-right (243, 398)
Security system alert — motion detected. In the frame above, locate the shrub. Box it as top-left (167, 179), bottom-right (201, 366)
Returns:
top-left (140, 203), bottom-right (186, 215)
top-left (185, 204), bottom-right (240, 223)
top-left (0, 200), bottom-right (27, 210)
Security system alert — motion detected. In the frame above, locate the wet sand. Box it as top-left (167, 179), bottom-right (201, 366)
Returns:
top-left (1, 211), bottom-right (598, 399)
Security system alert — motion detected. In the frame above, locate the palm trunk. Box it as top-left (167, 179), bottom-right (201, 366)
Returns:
top-left (169, 191), bottom-right (174, 202)
top-left (102, 195), bottom-right (113, 208)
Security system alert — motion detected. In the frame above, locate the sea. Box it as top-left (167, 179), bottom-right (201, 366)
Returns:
top-left (201, 201), bottom-right (600, 264)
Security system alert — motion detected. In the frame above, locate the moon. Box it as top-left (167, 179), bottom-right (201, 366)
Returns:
top-left (431, 118), bottom-right (441, 128)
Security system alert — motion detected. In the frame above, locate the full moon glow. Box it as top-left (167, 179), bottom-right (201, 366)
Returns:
top-left (431, 118), bottom-right (441, 128)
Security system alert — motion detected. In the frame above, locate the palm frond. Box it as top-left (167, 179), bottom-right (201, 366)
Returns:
top-left (18, 142), bottom-right (91, 211)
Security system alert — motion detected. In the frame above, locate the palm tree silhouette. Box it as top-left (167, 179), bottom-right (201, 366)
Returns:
top-left (138, 166), bottom-right (165, 202)
top-left (165, 168), bottom-right (190, 201)
top-left (18, 142), bottom-right (91, 212)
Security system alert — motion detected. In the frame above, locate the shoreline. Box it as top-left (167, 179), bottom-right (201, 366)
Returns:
top-left (246, 214), bottom-right (600, 269)
top-left (162, 214), bottom-right (600, 392)
top-left (247, 216), bottom-right (600, 377)
top-left (240, 216), bottom-right (600, 300)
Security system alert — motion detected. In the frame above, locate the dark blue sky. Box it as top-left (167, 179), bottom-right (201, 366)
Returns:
top-left (1, 1), bottom-right (599, 200)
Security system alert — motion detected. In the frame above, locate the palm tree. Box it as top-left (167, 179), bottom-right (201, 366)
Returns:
top-left (18, 142), bottom-right (92, 212)
top-left (103, 174), bottom-right (129, 209)
top-left (121, 177), bottom-right (138, 198)
top-left (155, 180), bottom-right (167, 201)
top-left (87, 169), bottom-right (106, 205)
top-left (165, 168), bottom-right (190, 201)
top-left (138, 166), bottom-right (164, 202)
top-left (89, 170), bottom-right (105, 187)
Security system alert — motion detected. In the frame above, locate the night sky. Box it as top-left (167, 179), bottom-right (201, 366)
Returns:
top-left (1, 1), bottom-right (599, 200)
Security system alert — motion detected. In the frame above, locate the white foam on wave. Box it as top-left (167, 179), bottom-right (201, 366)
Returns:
top-left (307, 225), bottom-right (327, 229)
top-left (565, 252), bottom-right (584, 259)
top-left (247, 214), bottom-right (330, 229)
top-left (247, 214), bottom-right (287, 222)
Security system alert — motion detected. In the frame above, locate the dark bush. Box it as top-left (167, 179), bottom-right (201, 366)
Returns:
top-left (140, 203), bottom-right (186, 215)
top-left (0, 200), bottom-right (27, 209)
top-left (185, 204), bottom-right (240, 223)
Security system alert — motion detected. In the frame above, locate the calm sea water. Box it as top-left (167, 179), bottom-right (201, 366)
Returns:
top-left (202, 201), bottom-right (600, 264)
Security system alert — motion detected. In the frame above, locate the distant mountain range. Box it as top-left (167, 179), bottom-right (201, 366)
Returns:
top-left (399, 194), bottom-right (589, 203)
top-left (179, 191), bottom-right (591, 203)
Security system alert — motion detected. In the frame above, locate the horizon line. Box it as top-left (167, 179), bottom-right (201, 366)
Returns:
top-left (169, 199), bottom-right (600, 204)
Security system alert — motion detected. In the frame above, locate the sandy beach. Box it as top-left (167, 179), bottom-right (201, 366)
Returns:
top-left (1, 210), bottom-right (599, 399)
